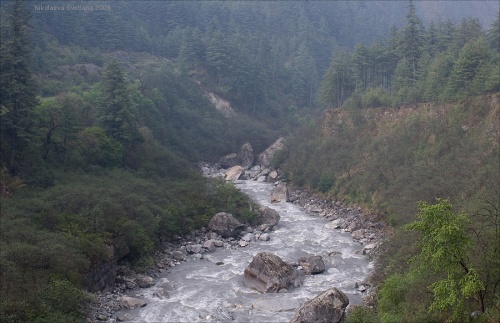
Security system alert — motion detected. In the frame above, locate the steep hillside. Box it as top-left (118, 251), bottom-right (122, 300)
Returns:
top-left (283, 93), bottom-right (499, 220)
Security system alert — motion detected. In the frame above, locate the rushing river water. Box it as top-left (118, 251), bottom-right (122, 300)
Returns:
top-left (117, 180), bottom-right (372, 322)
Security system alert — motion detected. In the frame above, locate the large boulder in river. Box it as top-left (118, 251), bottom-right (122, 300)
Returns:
top-left (271, 182), bottom-right (289, 203)
top-left (155, 278), bottom-right (175, 291)
top-left (219, 153), bottom-right (239, 168)
top-left (258, 206), bottom-right (280, 227)
top-left (120, 296), bottom-right (146, 309)
top-left (258, 137), bottom-right (286, 168)
top-left (135, 275), bottom-right (154, 288)
top-left (208, 212), bottom-right (245, 238)
top-left (225, 165), bottom-right (245, 181)
top-left (298, 256), bottom-right (326, 275)
top-left (290, 287), bottom-right (349, 323)
top-left (243, 252), bottom-right (302, 293)
top-left (238, 142), bottom-right (254, 169)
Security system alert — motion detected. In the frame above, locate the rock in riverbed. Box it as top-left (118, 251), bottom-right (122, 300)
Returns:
top-left (290, 287), bottom-right (349, 323)
top-left (243, 252), bottom-right (302, 293)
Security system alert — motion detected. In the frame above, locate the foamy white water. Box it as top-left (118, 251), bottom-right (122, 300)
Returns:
top-left (116, 180), bottom-right (372, 322)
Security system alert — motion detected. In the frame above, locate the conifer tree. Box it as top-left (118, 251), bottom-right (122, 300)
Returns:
top-left (99, 60), bottom-right (140, 146)
top-left (398, 0), bottom-right (425, 82)
top-left (487, 12), bottom-right (500, 52)
top-left (319, 51), bottom-right (354, 108)
top-left (0, 0), bottom-right (38, 173)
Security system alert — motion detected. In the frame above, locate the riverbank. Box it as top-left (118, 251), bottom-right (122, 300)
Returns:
top-left (86, 168), bottom-right (386, 322)
top-left (86, 220), bottom-right (278, 322)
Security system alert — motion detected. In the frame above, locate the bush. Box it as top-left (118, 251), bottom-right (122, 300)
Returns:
top-left (346, 306), bottom-right (380, 323)
top-left (361, 87), bottom-right (391, 108)
top-left (76, 126), bottom-right (124, 167)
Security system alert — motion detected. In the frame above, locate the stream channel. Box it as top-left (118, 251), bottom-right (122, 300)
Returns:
top-left (116, 179), bottom-right (372, 322)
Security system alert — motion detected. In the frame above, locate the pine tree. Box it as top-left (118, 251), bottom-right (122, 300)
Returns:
top-left (205, 20), bottom-right (228, 85)
top-left (487, 12), bottom-right (500, 52)
top-left (319, 50), bottom-right (354, 108)
top-left (352, 44), bottom-right (370, 90)
top-left (0, 0), bottom-right (38, 173)
top-left (398, 0), bottom-right (425, 82)
top-left (450, 37), bottom-right (492, 94)
top-left (99, 60), bottom-right (140, 146)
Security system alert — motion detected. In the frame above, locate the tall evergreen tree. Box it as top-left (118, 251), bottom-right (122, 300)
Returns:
top-left (319, 50), bottom-right (354, 108)
top-left (487, 12), bottom-right (500, 52)
top-left (449, 37), bottom-right (492, 94)
top-left (205, 28), bottom-right (228, 85)
top-left (0, 0), bottom-right (38, 173)
top-left (398, 0), bottom-right (425, 82)
top-left (99, 60), bottom-right (140, 145)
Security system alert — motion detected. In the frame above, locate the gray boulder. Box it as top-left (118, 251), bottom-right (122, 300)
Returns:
top-left (186, 244), bottom-right (203, 254)
top-left (271, 183), bottom-right (289, 203)
top-left (219, 153), bottom-right (239, 168)
top-left (241, 233), bottom-right (256, 242)
top-left (202, 239), bottom-right (216, 251)
top-left (243, 252), bottom-right (302, 293)
top-left (298, 256), bottom-right (326, 275)
top-left (258, 137), bottom-right (286, 168)
top-left (258, 206), bottom-right (281, 227)
top-left (172, 250), bottom-right (185, 261)
top-left (290, 288), bottom-right (349, 323)
top-left (208, 212), bottom-right (245, 238)
top-left (135, 275), bottom-right (154, 288)
top-left (259, 233), bottom-right (270, 241)
top-left (238, 142), bottom-right (254, 169)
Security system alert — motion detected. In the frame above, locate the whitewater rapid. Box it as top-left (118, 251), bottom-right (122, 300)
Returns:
top-left (115, 180), bottom-right (372, 322)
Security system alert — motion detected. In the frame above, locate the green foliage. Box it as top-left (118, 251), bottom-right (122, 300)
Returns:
top-left (405, 199), bottom-right (484, 320)
top-left (76, 126), bottom-right (124, 167)
top-left (361, 87), bottom-right (392, 108)
top-left (346, 306), bottom-right (380, 323)
top-left (449, 37), bottom-right (492, 96)
top-left (209, 180), bottom-right (259, 225)
top-left (378, 272), bottom-right (439, 323)
top-left (405, 200), bottom-right (471, 270)
top-left (36, 279), bottom-right (87, 321)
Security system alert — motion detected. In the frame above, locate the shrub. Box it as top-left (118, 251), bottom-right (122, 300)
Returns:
top-left (361, 87), bottom-right (391, 108)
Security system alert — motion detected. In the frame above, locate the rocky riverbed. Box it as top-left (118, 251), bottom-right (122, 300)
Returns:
top-left (86, 164), bottom-right (386, 322)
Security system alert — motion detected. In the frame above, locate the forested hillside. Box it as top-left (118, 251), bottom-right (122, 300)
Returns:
top-left (0, 0), bottom-right (499, 322)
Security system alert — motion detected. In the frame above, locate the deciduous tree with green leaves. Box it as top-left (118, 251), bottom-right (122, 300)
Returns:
top-left (405, 199), bottom-right (485, 320)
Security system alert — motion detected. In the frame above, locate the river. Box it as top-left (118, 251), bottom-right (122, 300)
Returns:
top-left (116, 179), bottom-right (372, 322)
